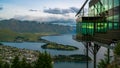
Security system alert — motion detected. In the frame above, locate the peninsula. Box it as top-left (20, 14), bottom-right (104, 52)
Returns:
top-left (41, 42), bottom-right (79, 51)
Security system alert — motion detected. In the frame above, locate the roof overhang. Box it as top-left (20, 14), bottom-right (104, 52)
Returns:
top-left (76, 16), bottom-right (106, 23)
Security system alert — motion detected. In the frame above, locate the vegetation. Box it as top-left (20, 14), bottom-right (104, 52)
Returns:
top-left (11, 56), bottom-right (20, 68)
top-left (0, 58), bottom-right (3, 68)
top-left (97, 51), bottom-right (109, 68)
top-left (0, 29), bottom-right (56, 42)
top-left (35, 51), bottom-right (53, 68)
top-left (114, 42), bottom-right (120, 56)
top-left (0, 44), bottom-right (92, 68)
top-left (0, 52), bottom-right (53, 68)
top-left (41, 42), bottom-right (79, 51)
top-left (0, 29), bottom-right (18, 42)
top-left (0, 45), bottom-right (53, 68)
top-left (53, 54), bottom-right (91, 62)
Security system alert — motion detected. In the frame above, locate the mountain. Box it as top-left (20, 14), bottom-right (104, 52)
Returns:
top-left (0, 19), bottom-right (74, 34)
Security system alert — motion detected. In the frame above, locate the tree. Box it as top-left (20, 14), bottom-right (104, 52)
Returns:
top-left (0, 58), bottom-right (3, 68)
top-left (43, 51), bottom-right (53, 68)
top-left (26, 63), bottom-right (33, 68)
top-left (20, 57), bottom-right (27, 68)
top-left (114, 42), bottom-right (120, 68)
top-left (97, 52), bottom-right (109, 68)
top-left (19, 57), bottom-right (33, 68)
top-left (11, 56), bottom-right (20, 68)
top-left (114, 42), bottom-right (120, 55)
top-left (34, 51), bottom-right (53, 68)
top-left (34, 53), bottom-right (43, 68)
top-left (3, 62), bottom-right (10, 68)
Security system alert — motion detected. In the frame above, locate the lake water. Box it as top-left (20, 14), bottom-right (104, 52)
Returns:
top-left (2, 34), bottom-right (113, 68)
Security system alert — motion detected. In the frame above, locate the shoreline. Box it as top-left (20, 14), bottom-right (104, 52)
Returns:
top-left (0, 33), bottom-right (74, 43)
top-left (0, 44), bottom-right (91, 63)
top-left (0, 33), bottom-right (65, 43)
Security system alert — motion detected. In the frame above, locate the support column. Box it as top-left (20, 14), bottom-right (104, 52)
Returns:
top-left (94, 45), bottom-right (97, 68)
top-left (107, 48), bottom-right (110, 64)
top-left (89, 43), bottom-right (100, 68)
top-left (86, 42), bottom-right (89, 68)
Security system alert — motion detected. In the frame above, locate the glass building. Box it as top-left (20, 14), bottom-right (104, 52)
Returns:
top-left (76, 0), bottom-right (120, 42)
top-left (89, 0), bottom-right (120, 30)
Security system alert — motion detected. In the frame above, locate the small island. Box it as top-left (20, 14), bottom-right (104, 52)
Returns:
top-left (41, 42), bottom-right (79, 51)
top-left (53, 54), bottom-right (92, 62)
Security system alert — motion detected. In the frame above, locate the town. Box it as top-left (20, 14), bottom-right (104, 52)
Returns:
top-left (0, 43), bottom-right (40, 63)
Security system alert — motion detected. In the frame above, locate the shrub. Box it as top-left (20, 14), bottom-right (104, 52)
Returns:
top-left (114, 42), bottom-right (120, 55)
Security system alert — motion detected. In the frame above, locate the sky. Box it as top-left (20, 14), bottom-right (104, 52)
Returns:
top-left (0, 0), bottom-right (88, 22)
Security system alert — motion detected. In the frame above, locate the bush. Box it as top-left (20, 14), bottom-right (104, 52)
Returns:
top-left (97, 51), bottom-right (109, 68)
top-left (114, 42), bottom-right (120, 55)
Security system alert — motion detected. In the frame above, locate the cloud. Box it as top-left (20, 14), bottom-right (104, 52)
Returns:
top-left (0, 18), bottom-right (3, 20)
top-left (0, 7), bottom-right (3, 10)
top-left (10, 7), bottom-right (79, 23)
top-left (13, 14), bottom-right (75, 23)
top-left (29, 9), bottom-right (38, 12)
top-left (13, 15), bottom-right (76, 27)
top-left (43, 7), bottom-right (79, 15)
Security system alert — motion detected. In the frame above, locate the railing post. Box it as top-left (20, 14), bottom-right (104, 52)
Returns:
top-left (107, 48), bottom-right (110, 64)
top-left (86, 42), bottom-right (89, 68)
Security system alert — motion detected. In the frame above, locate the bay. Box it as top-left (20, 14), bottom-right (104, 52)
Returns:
top-left (2, 34), bottom-right (113, 68)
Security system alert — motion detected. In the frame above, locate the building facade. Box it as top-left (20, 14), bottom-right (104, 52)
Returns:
top-left (89, 0), bottom-right (120, 30)
top-left (76, 0), bottom-right (120, 43)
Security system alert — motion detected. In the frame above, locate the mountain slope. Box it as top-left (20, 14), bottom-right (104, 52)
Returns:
top-left (0, 19), bottom-right (74, 34)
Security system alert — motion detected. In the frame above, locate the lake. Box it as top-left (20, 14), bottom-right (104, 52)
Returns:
top-left (2, 34), bottom-right (113, 68)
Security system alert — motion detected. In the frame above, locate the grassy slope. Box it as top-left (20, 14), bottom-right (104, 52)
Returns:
top-left (0, 29), bottom-right (57, 42)
top-left (0, 29), bottom-right (18, 41)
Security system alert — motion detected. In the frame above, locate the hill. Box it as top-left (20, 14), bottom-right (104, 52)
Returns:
top-left (0, 19), bottom-right (74, 34)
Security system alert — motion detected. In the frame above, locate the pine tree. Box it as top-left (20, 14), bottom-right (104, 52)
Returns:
top-left (34, 51), bottom-right (53, 68)
top-left (3, 62), bottom-right (10, 68)
top-left (44, 51), bottom-right (53, 68)
top-left (0, 58), bottom-right (3, 68)
top-left (20, 57), bottom-right (27, 68)
top-left (11, 56), bottom-right (20, 68)
top-left (97, 52), bottom-right (109, 68)
top-left (114, 42), bottom-right (120, 55)
top-left (26, 63), bottom-right (33, 68)
top-left (34, 53), bottom-right (43, 68)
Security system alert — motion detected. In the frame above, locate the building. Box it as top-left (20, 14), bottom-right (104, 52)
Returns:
top-left (76, 0), bottom-right (120, 44)
top-left (75, 0), bottom-right (120, 68)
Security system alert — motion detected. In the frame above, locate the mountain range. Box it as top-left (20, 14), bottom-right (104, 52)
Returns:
top-left (0, 19), bottom-right (75, 34)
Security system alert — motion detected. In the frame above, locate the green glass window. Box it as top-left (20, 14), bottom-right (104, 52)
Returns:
top-left (104, 0), bottom-right (109, 11)
top-left (109, 0), bottom-right (113, 9)
top-left (114, 23), bottom-right (119, 29)
top-left (108, 23), bottom-right (113, 29)
top-left (114, 0), bottom-right (119, 7)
